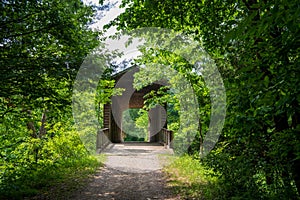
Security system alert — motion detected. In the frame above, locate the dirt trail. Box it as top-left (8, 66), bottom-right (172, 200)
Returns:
top-left (71, 143), bottom-right (178, 200)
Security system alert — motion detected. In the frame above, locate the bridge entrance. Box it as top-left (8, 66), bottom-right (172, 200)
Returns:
top-left (97, 67), bottom-right (173, 152)
top-left (103, 68), bottom-right (167, 143)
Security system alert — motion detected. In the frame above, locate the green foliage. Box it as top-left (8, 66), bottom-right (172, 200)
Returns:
top-left (133, 52), bottom-right (210, 154)
top-left (0, 0), bottom-right (105, 198)
top-left (135, 109), bottom-right (149, 141)
top-left (1, 0), bottom-right (99, 100)
top-left (111, 0), bottom-right (300, 198)
top-left (164, 155), bottom-right (220, 199)
top-left (1, 0), bottom-right (299, 198)
top-left (0, 118), bottom-right (102, 199)
top-left (122, 109), bottom-right (148, 141)
top-left (95, 78), bottom-right (125, 126)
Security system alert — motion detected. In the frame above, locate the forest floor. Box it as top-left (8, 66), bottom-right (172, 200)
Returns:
top-left (69, 143), bottom-right (179, 200)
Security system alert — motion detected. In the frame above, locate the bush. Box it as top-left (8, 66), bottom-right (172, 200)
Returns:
top-left (163, 155), bottom-right (221, 199)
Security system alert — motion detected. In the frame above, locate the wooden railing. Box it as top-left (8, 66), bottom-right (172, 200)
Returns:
top-left (96, 128), bottom-right (110, 153)
top-left (159, 128), bottom-right (173, 149)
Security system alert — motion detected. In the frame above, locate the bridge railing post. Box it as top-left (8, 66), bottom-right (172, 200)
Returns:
top-left (160, 128), bottom-right (173, 149)
top-left (165, 129), bottom-right (168, 147)
top-left (169, 130), bottom-right (173, 148)
top-left (159, 128), bottom-right (164, 144)
top-left (96, 128), bottom-right (110, 153)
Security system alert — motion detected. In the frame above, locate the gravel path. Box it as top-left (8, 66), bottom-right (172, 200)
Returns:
top-left (71, 143), bottom-right (178, 200)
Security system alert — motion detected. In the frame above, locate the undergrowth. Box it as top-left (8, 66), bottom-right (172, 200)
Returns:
top-left (163, 155), bottom-right (221, 199)
top-left (0, 154), bottom-right (105, 200)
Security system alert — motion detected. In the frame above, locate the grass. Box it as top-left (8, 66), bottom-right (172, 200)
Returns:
top-left (0, 154), bottom-right (106, 200)
top-left (33, 154), bottom-right (106, 199)
top-left (163, 155), bottom-right (220, 200)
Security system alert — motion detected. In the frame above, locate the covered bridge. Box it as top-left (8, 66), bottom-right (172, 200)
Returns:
top-left (97, 67), bottom-right (173, 152)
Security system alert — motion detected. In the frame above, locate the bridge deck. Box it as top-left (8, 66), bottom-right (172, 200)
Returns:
top-left (100, 142), bottom-right (174, 155)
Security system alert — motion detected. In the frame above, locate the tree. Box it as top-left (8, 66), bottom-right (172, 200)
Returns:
top-left (0, 0), bottom-right (98, 106)
top-left (109, 0), bottom-right (300, 198)
top-left (0, 0), bottom-right (99, 141)
top-left (0, 0), bottom-right (101, 197)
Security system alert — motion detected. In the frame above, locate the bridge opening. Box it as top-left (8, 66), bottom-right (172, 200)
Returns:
top-left (121, 108), bottom-right (148, 142)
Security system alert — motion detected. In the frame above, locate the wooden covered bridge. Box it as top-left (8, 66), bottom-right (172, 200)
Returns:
top-left (96, 67), bottom-right (173, 152)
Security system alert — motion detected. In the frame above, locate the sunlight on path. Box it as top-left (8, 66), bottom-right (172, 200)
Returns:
top-left (71, 143), bottom-right (178, 200)
top-left (103, 143), bottom-right (174, 173)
